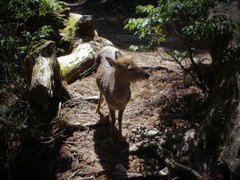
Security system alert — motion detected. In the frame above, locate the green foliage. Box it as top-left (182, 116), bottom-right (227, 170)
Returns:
top-left (0, 0), bottom-right (62, 173)
top-left (6, 0), bottom-right (62, 19)
top-left (60, 13), bottom-right (80, 38)
top-left (125, 0), bottom-right (237, 50)
top-left (0, 0), bottom-right (62, 88)
top-left (125, 0), bottom-right (238, 94)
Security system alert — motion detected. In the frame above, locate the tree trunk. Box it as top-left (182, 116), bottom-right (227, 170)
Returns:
top-left (24, 41), bottom-right (71, 110)
top-left (203, 2), bottom-right (240, 178)
top-left (216, 48), bottom-right (240, 179)
top-left (195, 47), bottom-right (240, 179)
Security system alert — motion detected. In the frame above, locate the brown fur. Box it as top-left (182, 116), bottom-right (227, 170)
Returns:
top-left (95, 46), bottom-right (150, 144)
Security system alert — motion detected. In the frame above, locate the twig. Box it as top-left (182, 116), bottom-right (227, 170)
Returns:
top-left (112, 172), bottom-right (169, 179)
top-left (112, 172), bottom-right (142, 179)
top-left (67, 169), bottom-right (81, 180)
top-left (81, 96), bottom-right (99, 103)
top-left (83, 119), bottom-right (109, 128)
top-left (188, 44), bottom-right (209, 94)
top-left (57, 102), bottom-right (62, 118)
top-left (79, 63), bottom-right (96, 79)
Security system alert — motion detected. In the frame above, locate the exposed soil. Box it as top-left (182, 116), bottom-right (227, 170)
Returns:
top-left (54, 0), bottom-right (211, 179)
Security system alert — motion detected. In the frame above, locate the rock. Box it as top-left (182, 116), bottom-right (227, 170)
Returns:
top-left (129, 144), bottom-right (138, 154)
top-left (146, 130), bottom-right (159, 137)
top-left (114, 164), bottom-right (127, 173)
top-left (159, 167), bottom-right (169, 176)
top-left (131, 128), bottom-right (138, 134)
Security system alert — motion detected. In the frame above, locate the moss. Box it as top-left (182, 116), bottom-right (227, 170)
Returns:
top-left (59, 14), bottom-right (84, 53)
top-left (59, 35), bottom-right (72, 54)
top-left (60, 14), bottom-right (80, 39)
top-left (60, 13), bottom-right (95, 41)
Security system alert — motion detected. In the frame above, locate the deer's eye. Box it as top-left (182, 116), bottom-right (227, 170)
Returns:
top-left (128, 65), bottom-right (134, 71)
top-left (128, 67), bottom-right (134, 71)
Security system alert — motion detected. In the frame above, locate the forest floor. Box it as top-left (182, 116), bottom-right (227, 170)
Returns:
top-left (55, 0), bottom-right (212, 179)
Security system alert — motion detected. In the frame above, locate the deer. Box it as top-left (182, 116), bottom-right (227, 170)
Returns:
top-left (95, 46), bottom-right (150, 144)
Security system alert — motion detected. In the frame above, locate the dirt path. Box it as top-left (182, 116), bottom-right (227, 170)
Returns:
top-left (56, 1), bottom-right (210, 179)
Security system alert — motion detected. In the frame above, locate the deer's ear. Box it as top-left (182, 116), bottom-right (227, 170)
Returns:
top-left (115, 51), bottom-right (123, 60)
top-left (106, 57), bottom-right (118, 67)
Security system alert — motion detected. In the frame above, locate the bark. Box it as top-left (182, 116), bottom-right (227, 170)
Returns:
top-left (196, 47), bottom-right (240, 179)
top-left (58, 42), bottom-right (98, 83)
top-left (30, 42), bottom-right (55, 109)
top-left (76, 15), bottom-right (95, 38)
top-left (30, 57), bottom-right (54, 109)
top-left (216, 48), bottom-right (240, 179)
top-left (24, 41), bottom-right (71, 110)
top-left (202, 2), bottom-right (240, 178)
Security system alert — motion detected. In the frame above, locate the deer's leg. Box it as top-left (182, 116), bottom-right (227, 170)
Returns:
top-left (96, 92), bottom-right (103, 113)
top-left (109, 109), bottom-right (116, 144)
top-left (118, 107), bottom-right (125, 142)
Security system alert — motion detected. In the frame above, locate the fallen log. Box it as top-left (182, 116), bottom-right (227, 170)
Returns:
top-left (24, 41), bottom-right (71, 110)
top-left (30, 43), bottom-right (55, 109)
top-left (58, 42), bottom-right (98, 83)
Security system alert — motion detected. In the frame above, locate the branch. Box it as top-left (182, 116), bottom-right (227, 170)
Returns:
top-left (188, 45), bottom-right (209, 94)
top-left (140, 65), bottom-right (179, 73)
top-left (163, 47), bottom-right (208, 95)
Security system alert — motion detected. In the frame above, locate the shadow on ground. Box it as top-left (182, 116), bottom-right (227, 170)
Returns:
top-left (93, 114), bottom-right (130, 179)
top-left (10, 131), bottom-right (73, 180)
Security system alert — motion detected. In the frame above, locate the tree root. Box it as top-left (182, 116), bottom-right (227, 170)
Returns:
top-left (156, 149), bottom-right (205, 180)
top-left (129, 139), bottom-right (205, 180)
